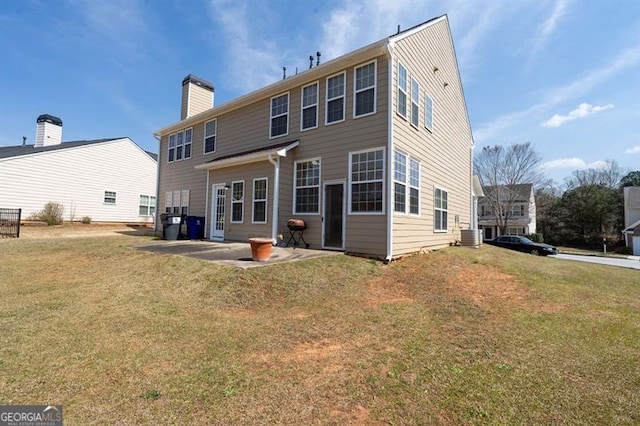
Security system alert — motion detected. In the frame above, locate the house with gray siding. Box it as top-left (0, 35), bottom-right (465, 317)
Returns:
top-left (155, 15), bottom-right (475, 260)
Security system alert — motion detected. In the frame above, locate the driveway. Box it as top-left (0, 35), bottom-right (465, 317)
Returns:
top-left (134, 240), bottom-right (339, 268)
top-left (552, 254), bottom-right (640, 270)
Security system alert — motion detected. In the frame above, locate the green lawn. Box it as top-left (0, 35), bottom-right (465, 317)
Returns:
top-left (1, 231), bottom-right (638, 424)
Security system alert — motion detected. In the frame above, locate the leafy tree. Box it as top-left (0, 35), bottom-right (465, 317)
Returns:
top-left (474, 143), bottom-right (544, 235)
top-left (558, 184), bottom-right (619, 246)
top-left (534, 185), bottom-right (562, 244)
top-left (620, 170), bottom-right (640, 187)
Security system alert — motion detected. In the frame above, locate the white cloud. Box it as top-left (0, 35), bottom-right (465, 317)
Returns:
top-left (319, 0), bottom-right (415, 61)
top-left (208, 1), bottom-right (283, 92)
top-left (541, 157), bottom-right (587, 170)
top-left (541, 157), bottom-right (608, 170)
top-left (541, 103), bottom-right (614, 128)
top-left (475, 45), bottom-right (639, 143)
top-left (626, 145), bottom-right (640, 154)
top-left (530, 0), bottom-right (569, 57)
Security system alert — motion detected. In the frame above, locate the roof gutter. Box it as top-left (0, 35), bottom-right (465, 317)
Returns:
top-left (194, 141), bottom-right (299, 171)
top-left (155, 42), bottom-right (387, 137)
top-left (153, 134), bottom-right (162, 235)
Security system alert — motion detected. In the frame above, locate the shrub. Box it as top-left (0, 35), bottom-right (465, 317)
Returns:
top-left (36, 202), bottom-right (64, 226)
top-left (525, 233), bottom-right (544, 243)
top-left (614, 246), bottom-right (633, 255)
top-left (81, 216), bottom-right (92, 224)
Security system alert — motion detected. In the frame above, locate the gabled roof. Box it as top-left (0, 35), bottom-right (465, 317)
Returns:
top-left (0, 138), bottom-right (157, 162)
top-left (155, 15), bottom-right (450, 137)
top-left (623, 218), bottom-right (640, 233)
top-left (481, 184), bottom-right (534, 201)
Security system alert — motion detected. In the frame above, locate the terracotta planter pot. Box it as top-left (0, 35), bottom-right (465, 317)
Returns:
top-left (249, 238), bottom-right (273, 261)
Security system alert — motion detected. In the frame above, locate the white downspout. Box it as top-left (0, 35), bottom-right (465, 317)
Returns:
top-left (204, 170), bottom-right (210, 239)
top-left (268, 153), bottom-right (280, 245)
top-left (385, 41), bottom-right (395, 262)
top-left (153, 133), bottom-right (162, 236)
top-left (470, 145), bottom-right (476, 230)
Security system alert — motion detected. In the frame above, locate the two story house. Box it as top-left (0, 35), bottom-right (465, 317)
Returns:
top-left (478, 184), bottom-right (537, 240)
top-left (154, 15), bottom-right (475, 260)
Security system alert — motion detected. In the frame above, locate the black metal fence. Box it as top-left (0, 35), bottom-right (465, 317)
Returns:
top-left (0, 208), bottom-right (21, 238)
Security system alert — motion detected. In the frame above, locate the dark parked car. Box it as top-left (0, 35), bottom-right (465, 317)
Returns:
top-left (486, 235), bottom-right (558, 256)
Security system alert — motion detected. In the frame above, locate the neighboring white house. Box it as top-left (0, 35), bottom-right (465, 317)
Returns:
top-left (622, 186), bottom-right (640, 255)
top-left (478, 184), bottom-right (536, 240)
top-left (0, 115), bottom-right (157, 223)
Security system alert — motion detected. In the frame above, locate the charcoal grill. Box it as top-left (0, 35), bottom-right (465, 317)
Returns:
top-left (286, 218), bottom-right (309, 248)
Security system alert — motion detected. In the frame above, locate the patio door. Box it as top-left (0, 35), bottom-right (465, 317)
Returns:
top-left (210, 184), bottom-right (226, 240)
top-left (322, 180), bottom-right (345, 250)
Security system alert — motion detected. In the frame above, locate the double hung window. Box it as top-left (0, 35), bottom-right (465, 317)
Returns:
top-left (270, 93), bottom-right (289, 138)
top-left (326, 72), bottom-right (345, 124)
top-left (294, 159), bottom-right (320, 214)
top-left (350, 149), bottom-right (384, 213)
top-left (354, 61), bottom-right (376, 117)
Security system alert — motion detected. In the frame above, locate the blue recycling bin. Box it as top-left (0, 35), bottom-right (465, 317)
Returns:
top-left (185, 216), bottom-right (205, 240)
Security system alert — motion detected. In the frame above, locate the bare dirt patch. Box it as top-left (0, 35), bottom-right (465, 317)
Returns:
top-left (363, 277), bottom-right (415, 307)
top-left (453, 264), bottom-right (528, 310)
top-left (447, 262), bottom-right (565, 316)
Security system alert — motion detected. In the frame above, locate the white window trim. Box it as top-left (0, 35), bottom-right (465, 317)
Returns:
top-left (410, 77), bottom-right (420, 128)
top-left (425, 94), bottom-right (434, 132)
top-left (353, 59), bottom-right (377, 119)
top-left (300, 81), bottom-right (319, 132)
top-left (393, 150), bottom-right (408, 215)
top-left (252, 177), bottom-right (268, 224)
top-left (434, 186), bottom-right (448, 233)
top-left (104, 190), bottom-right (116, 205)
top-left (184, 128), bottom-right (192, 160)
top-left (204, 119), bottom-right (217, 155)
top-left (139, 194), bottom-right (156, 216)
top-left (325, 71), bottom-right (346, 125)
top-left (269, 92), bottom-right (289, 139)
top-left (393, 152), bottom-right (420, 216)
top-left (397, 61), bottom-right (408, 120)
top-left (230, 180), bottom-right (244, 224)
top-left (348, 147), bottom-right (386, 216)
top-left (293, 158), bottom-right (321, 215)
top-left (168, 134), bottom-right (176, 163)
top-left (168, 129), bottom-right (192, 162)
top-left (409, 158), bottom-right (420, 216)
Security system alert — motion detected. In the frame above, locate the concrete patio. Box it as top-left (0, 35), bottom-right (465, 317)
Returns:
top-left (134, 239), bottom-right (339, 268)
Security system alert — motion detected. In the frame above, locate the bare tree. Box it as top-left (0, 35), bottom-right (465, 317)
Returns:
top-left (564, 160), bottom-right (624, 190)
top-left (474, 143), bottom-right (544, 235)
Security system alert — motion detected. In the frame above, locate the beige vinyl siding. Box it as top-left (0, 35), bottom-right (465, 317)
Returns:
top-left (206, 161), bottom-right (276, 241)
top-left (158, 54), bottom-right (389, 256)
top-left (390, 19), bottom-right (473, 256)
top-left (181, 83), bottom-right (213, 120)
top-left (158, 123), bottom-right (208, 216)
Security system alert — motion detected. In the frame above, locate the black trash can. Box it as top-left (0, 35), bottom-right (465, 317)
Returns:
top-left (160, 213), bottom-right (182, 240)
top-left (185, 216), bottom-right (205, 240)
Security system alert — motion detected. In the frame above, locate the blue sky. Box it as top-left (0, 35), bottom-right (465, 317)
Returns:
top-left (0, 0), bottom-right (638, 186)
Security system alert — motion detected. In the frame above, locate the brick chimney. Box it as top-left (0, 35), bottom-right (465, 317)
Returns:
top-left (35, 114), bottom-right (63, 147)
top-left (181, 74), bottom-right (214, 120)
